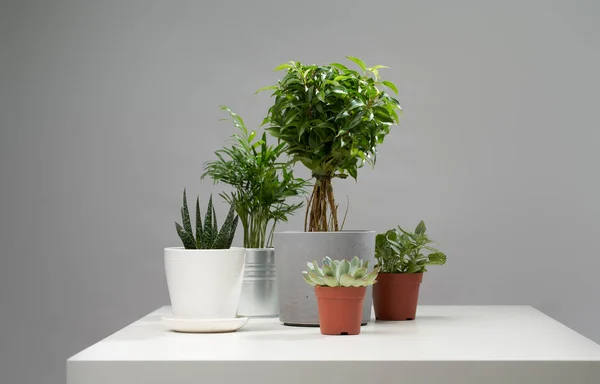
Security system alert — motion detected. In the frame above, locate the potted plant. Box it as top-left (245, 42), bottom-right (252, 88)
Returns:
top-left (202, 106), bottom-right (309, 317)
top-left (164, 190), bottom-right (244, 321)
top-left (260, 57), bottom-right (402, 325)
top-left (373, 221), bottom-right (447, 321)
top-left (303, 257), bottom-right (380, 335)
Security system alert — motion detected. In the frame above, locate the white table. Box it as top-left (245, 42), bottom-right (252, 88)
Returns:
top-left (67, 306), bottom-right (600, 384)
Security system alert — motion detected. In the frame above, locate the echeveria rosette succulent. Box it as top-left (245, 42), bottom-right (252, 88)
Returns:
top-left (302, 256), bottom-right (380, 287)
top-left (175, 189), bottom-right (239, 250)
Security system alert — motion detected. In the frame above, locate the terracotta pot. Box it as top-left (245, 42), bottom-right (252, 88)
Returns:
top-left (373, 273), bottom-right (423, 321)
top-left (315, 286), bottom-right (366, 335)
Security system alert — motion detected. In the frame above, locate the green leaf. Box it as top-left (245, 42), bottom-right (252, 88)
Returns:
top-left (175, 222), bottom-right (196, 249)
top-left (312, 260), bottom-right (325, 277)
top-left (308, 272), bottom-right (325, 286)
top-left (181, 189), bottom-right (194, 242)
top-left (348, 166), bottom-right (358, 180)
top-left (346, 56), bottom-right (367, 72)
top-left (213, 200), bottom-right (238, 249)
top-left (348, 99), bottom-right (365, 109)
top-left (330, 62), bottom-right (349, 71)
top-left (255, 85), bottom-right (278, 94)
top-left (195, 196), bottom-right (203, 248)
top-left (350, 256), bottom-right (360, 272)
top-left (353, 267), bottom-right (367, 279)
top-left (202, 195), bottom-right (214, 247)
top-left (415, 220), bottom-right (426, 235)
top-left (427, 252), bottom-right (447, 265)
top-left (273, 62), bottom-right (294, 71)
top-left (303, 272), bottom-right (316, 286)
top-left (322, 264), bottom-right (334, 276)
top-left (323, 275), bottom-right (339, 287)
top-left (331, 86), bottom-right (348, 95)
top-left (339, 274), bottom-right (355, 287)
top-left (382, 81), bottom-right (399, 94)
top-left (337, 259), bottom-right (350, 279)
top-left (226, 216), bottom-right (238, 248)
top-left (364, 268), bottom-right (380, 285)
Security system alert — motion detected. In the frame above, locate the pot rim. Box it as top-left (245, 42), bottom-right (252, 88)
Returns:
top-left (245, 247), bottom-right (275, 251)
top-left (275, 230), bottom-right (375, 235)
top-left (164, 246), bottom-right (245, 252)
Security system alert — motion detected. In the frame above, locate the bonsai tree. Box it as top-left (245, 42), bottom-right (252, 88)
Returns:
top-left (375, 221), bottom-right (447, 273)
top-left (202, 106), bottom-right (309, 248)
top-left (260, 57), bottom-right (402, 232)
top-left (175, 189), bottom-right (238, 249)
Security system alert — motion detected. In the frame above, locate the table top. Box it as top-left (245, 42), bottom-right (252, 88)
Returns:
top-left (69, 305), bottom-right (600, 362)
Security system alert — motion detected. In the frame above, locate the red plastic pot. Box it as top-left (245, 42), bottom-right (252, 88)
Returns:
top-left (315, 286), bottom-right (366, 335)
top-left (373, 273), bottom-right (423, 321)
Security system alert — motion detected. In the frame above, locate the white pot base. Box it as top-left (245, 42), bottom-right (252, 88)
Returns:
top-left (161, 316), bottom-right (248, 333)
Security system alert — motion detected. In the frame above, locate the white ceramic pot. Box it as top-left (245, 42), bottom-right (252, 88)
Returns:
top-left (164, 247), bottom-right (246, 319)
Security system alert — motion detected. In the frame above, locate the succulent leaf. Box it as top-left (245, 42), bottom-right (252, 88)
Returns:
top-left (337, 260), bottom-right (350, 279)
top-left (353, 267), bottom-right (367, 279)
top-left (312, 260), bottom-right (324, 277)
top-left (181, 189), bottom-right (194, 240)
top-left (195, 196), bottom-right (203, 248)
top-left (350, 256), bottom-right (360, 273)
top-left (323, 275), bottom-right (339, 287)
top-left (175, 222), bottom-right (197, 249)
top-left (214, 201), bottom-right (238, 249)
top-left (308, 272), bottom-right (325, 286)
top-left (364, 269), bottom-right (379, 285)
top-left (339, 274), bottom-right (355, 287)
top-left (322, 264), bottom-right (334, 276)
top-left (202, 195), bottom-right (214, 247)
top-left (302, 272), bottom-right (316, 286)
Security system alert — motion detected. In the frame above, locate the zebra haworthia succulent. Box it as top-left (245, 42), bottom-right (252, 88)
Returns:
top-left (175, 189), bottom-right (239, 250)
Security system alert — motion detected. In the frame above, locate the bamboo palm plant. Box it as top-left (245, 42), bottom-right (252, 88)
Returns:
top-left (202, 106), bottom-right (309, 248)
top-left (260, 57), bottom-right (402, 232)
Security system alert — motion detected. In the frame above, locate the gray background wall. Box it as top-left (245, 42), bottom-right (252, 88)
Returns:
top-left (1, 0), bottom-right (599, 383)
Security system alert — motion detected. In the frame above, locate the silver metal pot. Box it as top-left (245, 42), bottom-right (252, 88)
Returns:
top-left (237, 248), bottom-right (278, 317)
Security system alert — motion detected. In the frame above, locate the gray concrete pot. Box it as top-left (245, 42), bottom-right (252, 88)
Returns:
top-left (237, 248), bottom-right (278, 317)
top-left (273, 230), bottom-right (376, 326)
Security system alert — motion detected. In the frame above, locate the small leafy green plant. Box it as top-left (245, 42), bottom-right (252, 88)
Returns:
top-left (375, 221), bottom-right (447, 273)
top-left (202, 106), bottom-right (309, 248)
top-left (260, 57), bottom-right (402, 232)
top-left (302, 256), bottom-right (380, 287)
top-left (174, 189), bottom-right (239, 250)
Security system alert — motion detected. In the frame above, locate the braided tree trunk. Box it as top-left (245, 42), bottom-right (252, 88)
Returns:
top-left (304, 176), bottom-right (339, 232)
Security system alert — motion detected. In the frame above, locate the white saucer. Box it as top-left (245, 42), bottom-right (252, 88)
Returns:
top-left (162, 316), bottom-right (248, 333)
